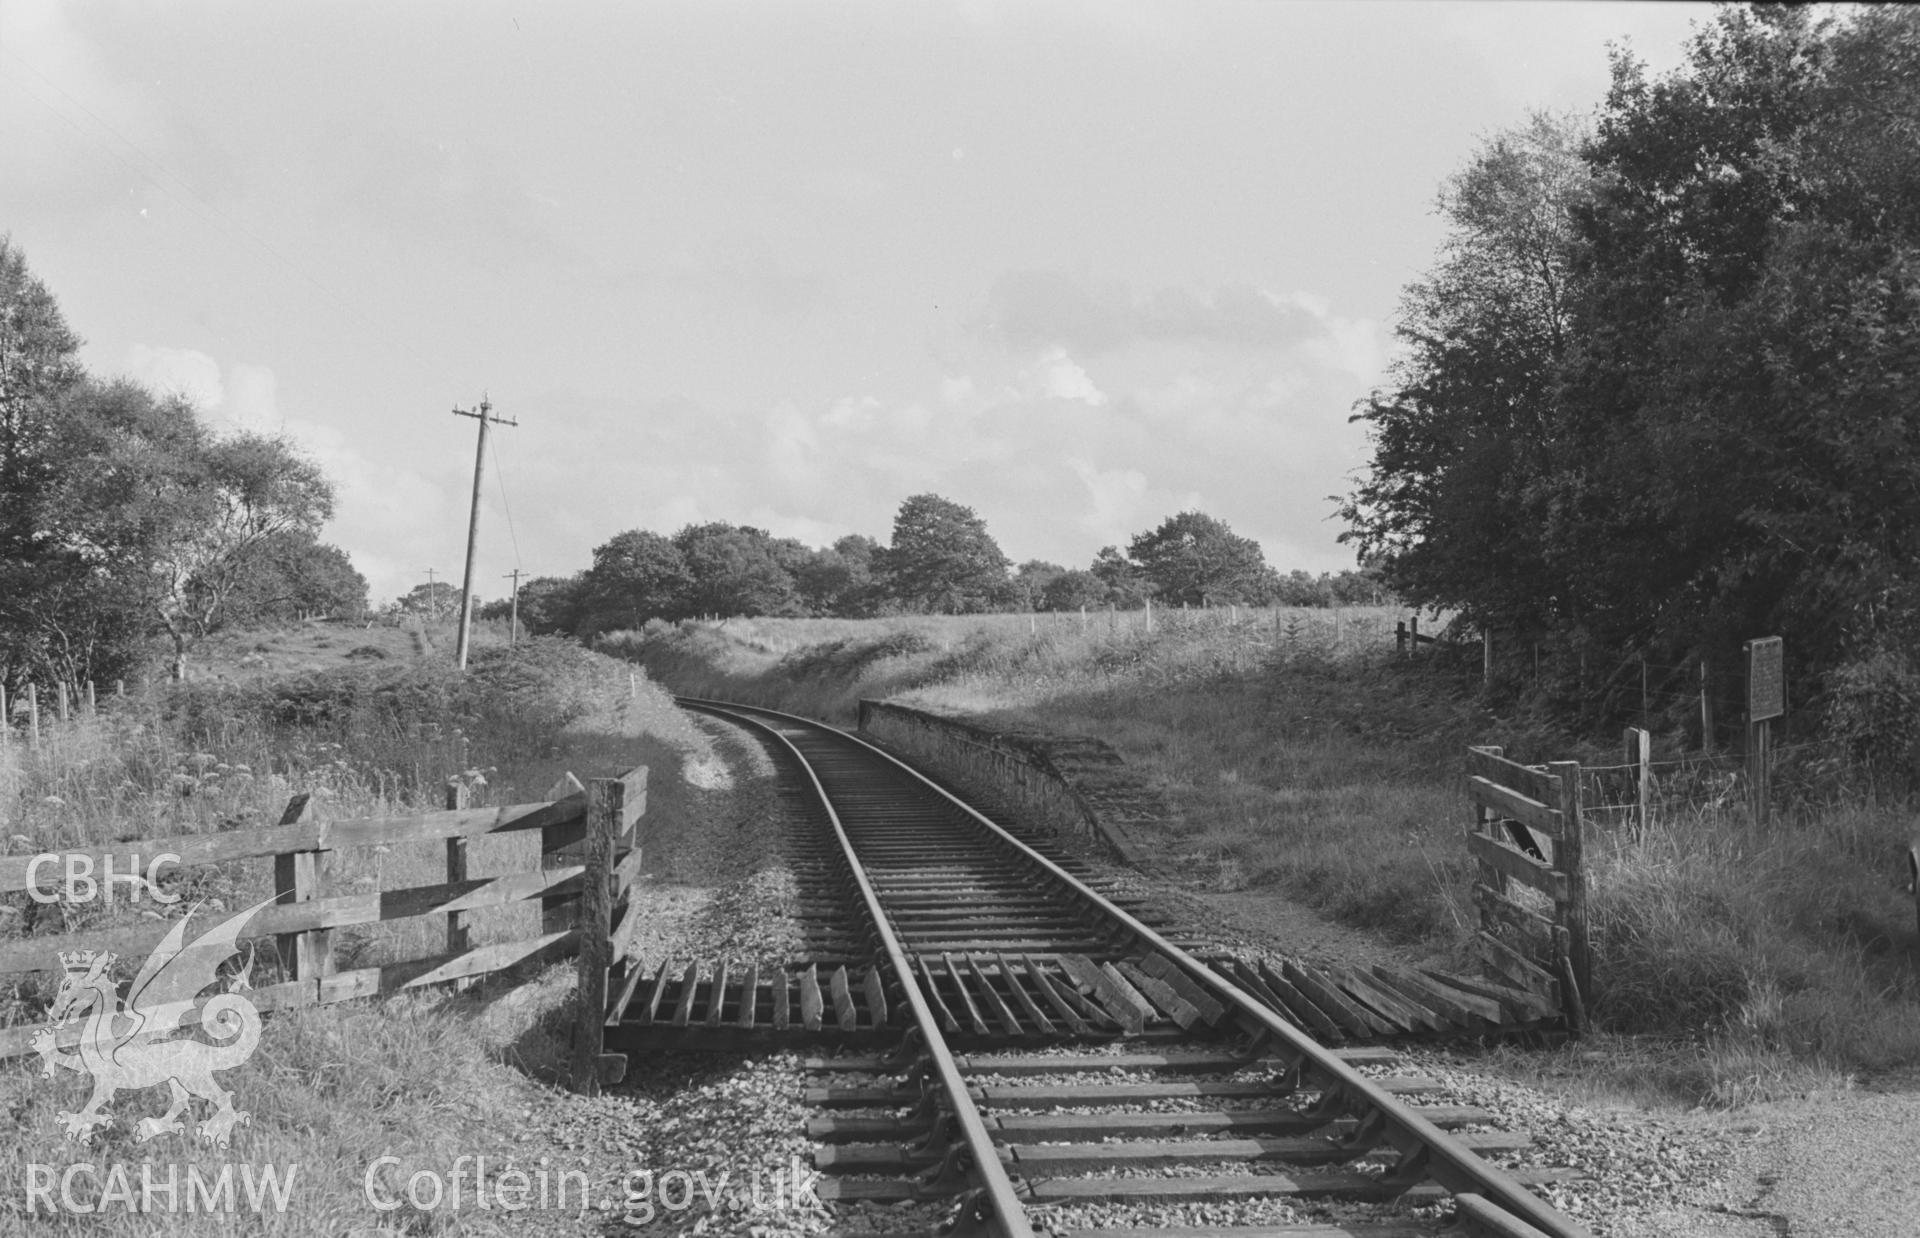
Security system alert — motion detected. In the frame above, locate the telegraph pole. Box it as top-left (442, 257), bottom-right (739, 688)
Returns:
top-left (423, 568), bottom-right (439, 620)
top-left (503, 568), bottom-right (525, 648)
top-left (451, 396), bottom-right (518, 671)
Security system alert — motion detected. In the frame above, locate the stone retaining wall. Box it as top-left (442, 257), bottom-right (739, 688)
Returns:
top-left (856, 699), bottom-right (1160, 868)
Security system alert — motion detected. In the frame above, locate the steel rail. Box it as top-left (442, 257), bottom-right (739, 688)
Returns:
top-left (683, 697), bottom-right (1596, 1238)
top-left (688, 701), bottom-right (1034, 1238)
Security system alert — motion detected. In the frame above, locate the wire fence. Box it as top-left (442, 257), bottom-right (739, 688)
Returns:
top-left (1575, 734), bottom-right (1856, 830)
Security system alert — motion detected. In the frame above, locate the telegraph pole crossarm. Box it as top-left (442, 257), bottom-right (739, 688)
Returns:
top-left (451, 397), bottom-right (518, 671)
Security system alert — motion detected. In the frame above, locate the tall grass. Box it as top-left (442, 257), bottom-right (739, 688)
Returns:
top-left (2, 637), bottom-right (713, 1009)
top-left (618, 612), bottom-right (1920, 1104)
top-left (600, 606), bottom-right (1407, 724)
top-left (1, 638), bottom-right (720, 1235)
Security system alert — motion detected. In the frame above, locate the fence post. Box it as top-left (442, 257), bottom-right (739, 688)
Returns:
top-left (1482, 628), bottom-right (1492, 683)
top-left (1699, 658), bottom-right (1714, 751)
top-left (1396, 621), bottom-right (1407, 659)
top-left (1144, 597), bottom-right (1153, 634)
top-left (56, 682), bottom-right (69, 724)
top-left (1623, 727), bottom-right (1651, 835)
top-left (445, 778), bottom-right (472, 975)
top-left (1547, 760), bottom-right (1589, 1034)
top-left (1409, 615), bottom-right (1420, 659)
top-left (85, 681), bottom-right (96, 714)
top-left (273, 794), bottom-right (333, 984)
top-left (26, 684), bottom-right (38, 749)
top-left (0, 683), bottom-right (7, 745)
top-left (571, 775), bottom-right (622, 1094)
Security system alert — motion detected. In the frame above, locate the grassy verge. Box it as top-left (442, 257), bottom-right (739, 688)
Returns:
top-left (619, 613), bottom-right (1920, 1106)
top-left (0, 636), bottom-right (739, 1234)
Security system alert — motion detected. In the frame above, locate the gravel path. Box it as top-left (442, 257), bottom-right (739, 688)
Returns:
top-left (618, 721), bottom-right (806, 970)
top-left (1605, 1069), bottom-right (1920, 1238)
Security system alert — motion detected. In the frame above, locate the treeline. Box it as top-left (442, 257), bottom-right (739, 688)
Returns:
top-left (1343, 6), bottom-right (1920, 738)
top-left (487, 494), bottom-right (1386, 637)
top-left (0, 239), bottom-right (364, 690)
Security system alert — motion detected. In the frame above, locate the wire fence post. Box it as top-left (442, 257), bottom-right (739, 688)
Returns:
top-left (1699, 657), bottom-right (1714, 752)
top-left (1623, 726), bottom-right (1651, 834)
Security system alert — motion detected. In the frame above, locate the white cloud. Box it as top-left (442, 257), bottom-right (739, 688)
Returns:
top-left (124, 345), bottom-right (223, 409)
top-left (1067, 458), bottom-right (1147, 543)
top-left (221, 363), bottom-right (281, 434)
top-left (1030, 347), bottom-right (1107, 406)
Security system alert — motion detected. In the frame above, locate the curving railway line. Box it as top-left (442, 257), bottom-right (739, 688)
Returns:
top-left (643, 698), bottom-right (1594, 1238)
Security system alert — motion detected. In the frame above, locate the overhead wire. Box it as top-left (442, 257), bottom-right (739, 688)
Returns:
top-left (491, 437), bottom-right (524, 574)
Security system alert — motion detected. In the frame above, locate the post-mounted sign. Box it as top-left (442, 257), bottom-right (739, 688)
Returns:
top-left (1747, 636), bottom-right (1784, 722)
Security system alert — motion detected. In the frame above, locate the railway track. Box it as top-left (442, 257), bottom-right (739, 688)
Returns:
top-left (642, 699), bottom-right (1594, 1238)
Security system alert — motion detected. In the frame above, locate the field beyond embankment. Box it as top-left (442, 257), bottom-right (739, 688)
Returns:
top-left (613, 610), bottom-right (1920, 1106)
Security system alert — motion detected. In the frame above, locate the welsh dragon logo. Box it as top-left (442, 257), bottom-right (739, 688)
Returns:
top-left (32, 897), bottom-right (273, 1148)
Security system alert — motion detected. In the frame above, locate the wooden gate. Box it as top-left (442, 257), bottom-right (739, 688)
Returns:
top-left (1464, 747), bottom-right (1591, 1032)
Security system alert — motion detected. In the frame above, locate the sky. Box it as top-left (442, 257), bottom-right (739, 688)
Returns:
top-left (0, 1), bottom-right (1712, 605)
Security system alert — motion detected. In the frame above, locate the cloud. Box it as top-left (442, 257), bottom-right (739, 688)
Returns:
top-left (124, 345), bottom-right (223, 409)
top-left (980, 270), bottom-right (1329, 356)
top-left (221, 364), bottom-right (280, 434)
top-left (1028, 347), bottom-right (1107, 406)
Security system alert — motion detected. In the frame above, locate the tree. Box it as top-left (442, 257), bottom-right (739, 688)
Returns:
top-left (0, 236), bottom-right (85, 564)
top-left (42, 380), bottom-right (334, 678)
top-left (481, 574), bottom-right (585, 636)
top-left (398, 580), bottom-right (466, 620)
top-left (795, 534), bottom-right (885, 617)
top-left (674, 522), bottom-right (802, 618)
top-left (884, 494), bottom-right (1009, 613)
top-left (1127, 511), bottom-right (1273, 606)
top-left (221, 532), bottom-right (368, 624)
top-left (0, 237), bottom-right (96, 688)
top-left (1040, 569), bottom-right (1107, 612)
top-left (1339, 6), bottom-right (1920, 721)
top-left (578, 530), bottom-right (690, 631)
top-left (1012, 560), bottom-right (1066, 611)
top-left (1271, 570), bottom-right (1335, 608)
top-left (1089, 545), bottom-right (1148, 608)
top-left (1339, 111), bottom-right (1590, 637)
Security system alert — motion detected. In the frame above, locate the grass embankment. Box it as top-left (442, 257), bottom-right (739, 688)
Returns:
top-left (0, 632), bottom-right (736, 1235)
top-left (616, 612), bottom-right (1920, 1106)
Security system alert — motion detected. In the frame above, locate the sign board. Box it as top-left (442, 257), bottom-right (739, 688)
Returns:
top-left (1746, 636), bottom-right (1784, 722)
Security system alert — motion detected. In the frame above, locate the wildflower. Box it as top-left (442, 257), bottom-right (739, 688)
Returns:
top-left (186, 753), bottom-right (217, 770)
top-left (41, 796), bottom-right (64, 807)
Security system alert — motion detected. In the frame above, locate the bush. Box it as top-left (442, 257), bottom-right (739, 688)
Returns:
top-left (1825, 642), bottom-right (1920, 787)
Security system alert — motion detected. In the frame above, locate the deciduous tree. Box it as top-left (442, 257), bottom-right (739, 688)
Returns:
top-left (1127, 511), bottom-right (1273, 606)
top-left (884, 494), bottom-right (1009, 614)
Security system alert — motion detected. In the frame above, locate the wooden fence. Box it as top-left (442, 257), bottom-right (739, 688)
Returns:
top-left (0, 765), bottom-right (647, 1092)
top-left (1464, 746), bottom-right (1590, 1033)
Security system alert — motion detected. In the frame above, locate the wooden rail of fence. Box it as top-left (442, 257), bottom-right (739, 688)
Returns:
top-left (0, 764), bottom-right (647, 1092)
top-left (1464, 746), bottom-right (1590, 1033)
